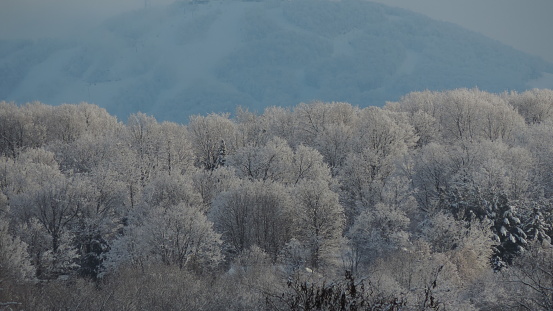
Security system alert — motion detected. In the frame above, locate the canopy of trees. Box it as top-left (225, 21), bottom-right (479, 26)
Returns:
top-left (2, 88), bottom-right (553, 310)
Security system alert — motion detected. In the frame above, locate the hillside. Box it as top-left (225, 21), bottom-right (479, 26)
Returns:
top-left (1, 0), bottom-right (552, 122)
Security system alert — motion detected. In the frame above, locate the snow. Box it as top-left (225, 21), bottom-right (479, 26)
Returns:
top-left (1, 0), bottom-right (552, 123)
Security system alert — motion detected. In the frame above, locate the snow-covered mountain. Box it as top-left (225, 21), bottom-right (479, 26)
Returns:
top-left (1, 0), bottom-right (552, 122)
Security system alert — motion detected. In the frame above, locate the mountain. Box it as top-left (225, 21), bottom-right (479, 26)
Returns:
top-left (1, 0), bottom-right (552, 122)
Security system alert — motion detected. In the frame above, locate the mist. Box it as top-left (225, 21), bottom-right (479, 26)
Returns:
top-left (0, 0), bottom-right (175, 40)
top-left (2, 0), bottom-right (552, 64)
top-left (370, 0), bottom-right (553, 63)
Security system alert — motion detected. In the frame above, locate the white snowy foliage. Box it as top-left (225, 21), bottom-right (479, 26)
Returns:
top-left (146, 203), bottom-right (223, 269)
top-left (142, 172), bottom-right (203, 211)
top-left (292, 179), bottom-right (345, 269)
top-left (228, 137), bottom-right (293, 182)
top-left (349, 203), bottom-right (410, 264)
top-left (211, 180), bottom-right (294, 258)
top-left (191, 166), bottom-right (239, 207)
top-left (228, 137), bottom-right (330, 185)
top-left (106, 202), bottom-right (222, 272)
top-left (508, 89), bottom-right (553, 124)
top-left (0, 218), bottom-right (35, 281)
top-left (188, 113), bottom-right (238, 170)
top-left (2, 88), bottom-right (553, 308)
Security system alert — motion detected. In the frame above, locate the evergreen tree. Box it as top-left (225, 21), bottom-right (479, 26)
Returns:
top-left (522, 200), bottom-right (553, 245)
top-left (485, 195), bottom-right (527, 270)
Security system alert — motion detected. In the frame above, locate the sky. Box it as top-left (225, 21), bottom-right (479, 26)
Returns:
top-left (370, 0), bottom-right (553, 63)
top-left (0, 0), bottom-right (552, 63)
top-left (0, 0), bottom-right (175, 39)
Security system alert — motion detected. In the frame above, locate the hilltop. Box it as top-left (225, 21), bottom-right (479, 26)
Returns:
top-left (1, 0), bottom-right (551, 122)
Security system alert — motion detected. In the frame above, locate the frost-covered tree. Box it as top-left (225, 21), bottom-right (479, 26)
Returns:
top-left (228, 138), bottom-right (330, 185)
top-left (159, 121), bottom-right (195, 175)
top-left (293, 101), bottom-right (334, 146)
top-left (48, 134), bottom-right (119, 174)
top-left (192, 166), bottom-right (239, 208)
top-left (348, 203), bottom-right (410, 269)
top-left (44, 104), bottom-right (93, 143)
top-left (478, 92), bottom-right (525, 142)
top-left (106, 202), bottom-right (222, 272)
top-left (188, 113), bottom-right (237, 170)
top-left (445, 186), bottom-right (527, 270)
top-left (0, 148), bottom-right (62, 198)
top-left (293, 102), bottom-right (359, 148)
top-left (142, 172), bottom-right (203, 212)
top-left (442, 166), bottom-right (536, 270)
top-left (394, 88), bottom-right (526, 144)
top-left (262, 106), bottom-right (297, 144)
top-left (504, 244), bottom-right (553, 310)
top-left (292, 179), bottom-right (344, 269)
top-left (0, 101), bottom-right (29, 158)
top-left (313, 123), bottom-right (353, 171)
top-left (146, 202), bottom-right (223, 270)
top-left (420, 212), bottom-right (489, 257)
top-left (440, 88), bottom-right (486, 142)
top-left (4, 153), bottom-right (120, 279)
top-left (522, 201), bottom-right (553, 245)
top-left (0, 218), bottom-right (35, 281)
top-left (410, 143), bottom-right (457, 212)
top-left (9, 176), bottom-right (89, 278)
top-left (234, 107), bottom-right (271, 148)
top-left (74, 102), bottom-right (121, 137)
top-left (288, 144), bottom-right (331, 185)
top-left (517, 121), bottom-right (553, 198)
top-left (278, 238), bottom-right (310, 273)
top-left (408, 110), bottom-right (440, 147)
top-left (454, 140), bottom-right (534, 201)
top-left (352, 107), bottom-right (416, 157)
top-left (2, 92), bottom-right (553, 309)
top-left (70, 172), bottom-right (126, 279)
top-left (292, 102), bottom-right (359, 171)
top-left (338, 106), bottom-right (416, 220)
top-left (228, 137), bottom-right (293, 183)
top-left (124, 112), bottom-right (164, 186)
top-left (388, 90), bottom-right (446, 144)
top-left (211, 181), bottom-right (294, 259)
top-left (338, 149), bottom-right (387, 216)
top-left (508, 88), bottom-right (553, 124)
top-left (489, 197), bottom-right (527, 269)
top-left (0, 102), bottom-right (59, 157)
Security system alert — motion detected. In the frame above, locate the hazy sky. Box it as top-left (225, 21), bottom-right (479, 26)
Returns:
top-left (1, 0), bottom-right (552, 63)
top-left (370, 0), bottom-right (553, 63)
top-left (0, 0), bottom-right (174, 39)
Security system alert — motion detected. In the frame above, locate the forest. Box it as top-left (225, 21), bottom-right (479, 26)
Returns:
top-left (1, 88), bottom-right (553, 310)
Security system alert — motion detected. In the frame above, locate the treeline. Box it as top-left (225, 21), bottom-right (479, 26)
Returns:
top-left (1, 88), bottom-right (553, 310)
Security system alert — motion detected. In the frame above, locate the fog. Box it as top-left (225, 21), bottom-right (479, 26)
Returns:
top-left (0, 0), bottom-right (174, 39)
top-left (370, 0), bottom-right (553, 63)
top-left (1, 0), bottom-right (551, 63)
